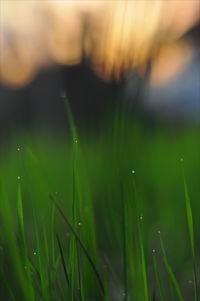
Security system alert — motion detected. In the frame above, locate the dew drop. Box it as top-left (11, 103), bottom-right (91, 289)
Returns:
top-left (60, 91), bottom-right (67, 99)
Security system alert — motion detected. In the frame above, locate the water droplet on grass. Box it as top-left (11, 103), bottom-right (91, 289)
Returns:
top-left (60, 91), bottom-right (67, 99)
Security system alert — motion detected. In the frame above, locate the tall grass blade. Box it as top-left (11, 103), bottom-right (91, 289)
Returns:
top-left (56, 233), bottom-right (70, 287)
top-left (160, 237), bottom-right (184, 301)
top-left (49, 194), bottom-right (105, 297)
top-left (153, 253), bottom-right (165, 301)
top-left (182, 166), bottom-right (199, 301)
top-left (138, 221), bottom-right (150, 301)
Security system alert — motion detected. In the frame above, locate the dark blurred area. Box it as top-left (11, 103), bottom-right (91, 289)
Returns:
top-left (0, 62), bottom-right (120, 141)
top-left (0, 21), bottom-right (199, 142)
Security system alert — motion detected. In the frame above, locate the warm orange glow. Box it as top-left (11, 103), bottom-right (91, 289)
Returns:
top-left (149, 40), bottom-right (193, 86)
top-left (88, 0), bottom-right (199, 80)
top-left (0, 0), bottom-right (199, 86)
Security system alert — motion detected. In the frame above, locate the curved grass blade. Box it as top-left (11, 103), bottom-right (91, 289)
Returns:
top-left (182, 165), bottom-right (199, 301)
top-left (56, 233), bottom-right (70, 287)
top-left (49, 194), bottom-right (105, 297)
top-left (153, 253), bottom-right (165, 301)
top-left (138, 221), bottom-right (150, 301)
top-left (160, 237), bottom-right (184, 301)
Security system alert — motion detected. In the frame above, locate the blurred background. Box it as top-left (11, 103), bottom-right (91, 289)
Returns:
top-left (0, 1), bottom-right (200, 301)
top-left (0, 0), bottom-right (199, 140)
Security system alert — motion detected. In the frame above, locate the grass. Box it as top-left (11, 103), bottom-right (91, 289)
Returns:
top-left (0, 106), bottom-right (199, 300)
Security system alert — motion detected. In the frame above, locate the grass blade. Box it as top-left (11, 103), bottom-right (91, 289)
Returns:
top-left (49, 194), bottom-right (105, 297)
top-left (56, 233), bottom-right (70, 287)
top-left (153, 252), bottom-right (165, 301)
top-left (160, 237), bottom-right (184, 301)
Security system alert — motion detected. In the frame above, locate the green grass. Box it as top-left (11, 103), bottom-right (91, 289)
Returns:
top-left (0, 107), bottom-right (199, 300)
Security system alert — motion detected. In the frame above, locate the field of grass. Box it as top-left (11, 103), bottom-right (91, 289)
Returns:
top-left (0, 105), bottom-right (199, 301)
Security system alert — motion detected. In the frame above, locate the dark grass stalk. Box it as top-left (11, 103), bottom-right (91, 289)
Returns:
top-left (69, 235), bottom-right (77, 301)
top-left (138, 218), bottom-right (150, 301)
top-left (33, 212), bottom-right (49, 300)
top-left (56, 233), bottom-right (70, 288)
top-left (152, 287), bottom-right (156, 301)
top-left (77, 244), bottom-right (84, 301)
top-left (49, 194), bottom-right (105, 297)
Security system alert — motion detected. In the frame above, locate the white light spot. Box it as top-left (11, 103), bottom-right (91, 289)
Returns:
top-left (152, 249), bottom-right (156, 254)
top-left (17, 147), bottom-right (20, 152)
top-left (139, 216), bottom-right (143, 220)
top-left (131, 170), bottom-right (135, 174)
top-left (33, 251), bottom-right (37, 256)
top-left (180, 158), bottom-right (184, 162)
top-left (17, 176), bottom-right (21, 180)
top-left (157, 230), bottom-right (161, 234)
top-left (60, 91), bottom-right (67, 99)
top-left (78, 222), bottom-right (82, 226)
